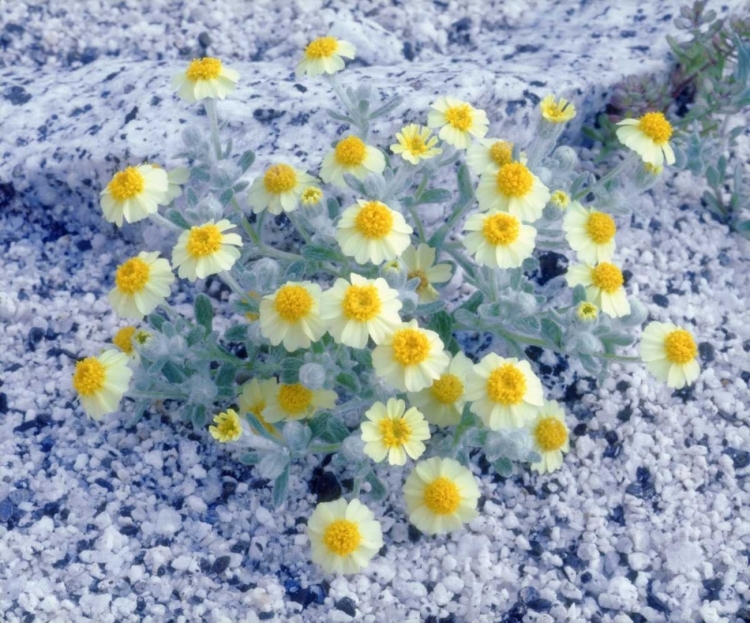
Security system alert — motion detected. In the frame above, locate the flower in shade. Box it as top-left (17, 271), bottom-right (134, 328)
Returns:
top-left (209, 409), bottom-right (243, 443)
top-left (616, 111), bottom-right (675, 166)
top-left (108, 251), bottom-right (175, 319)
top-left (171, 219), bottom-right (242, 281)
top-left (477, 162), bottom-right (550, 222)
top-left (259, 282), bottom-right (327, 351)
top-left (335, 199), bottom-right (412, 265)
top-left (403, 457), bottom-right (480, 535)
top-left (360, 398), bottom-right (430, 466)
top-left (465, 354), bottom-right (544, 430)
top-left (427, 96), bottom-right (488, 149)
top-left (320, 274), bottom-right (402, 349)
top-left (640, 322), bottom-right (700, 388)
top-left (401, 244), bottom-right (452, 303)
top-left (466, 138), bottom-right (525, 175)
top-left (308, 498), bottom-right (383, 574)
top-left (563, 202), bottom-right (617, 264)
top-left (320, 135), bottom-right (385, 188)
top-left (390, 124), bottom-right (442, 165)
top-left (463, 210), bottom-right (536, 270)
top-left (238, 378), bottom-right (279, 436)
top-left (528, 400), bottom-right (570, 474)
top-left (173, 57), bottom-right (239, 102)
top-left (301, 186), bottom-right (324, 207)
top-left (100, 164), bottom-right (169, 227)
top-left (371, 320), bottom-right (450, 392)
top-left (296, 36), bottom-right (356, 78)
top-left (262, 382), bottom-right (337, 423)
top-left (566, 262), bottom-right (630, 318)
top-left (407, 351), bottom-right (473, 427)
top-left (248, 163), bottom-right (318, 215)
top-left (112, 326), bottom-right (137, 357)
top-left (540, 94), bottom-right (576, 123)
top-left (72, 350), bottom-right (132, 420)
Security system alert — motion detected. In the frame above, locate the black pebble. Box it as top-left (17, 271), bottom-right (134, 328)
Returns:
top-left (698, 342), bottom-right (715, 362)
top-left (120, 524), bottom-right (139, 536)
top-left (527, 598), bottom-right (553, 612)
top-left (604, 430), bottom-right (619, 445)
top-left (652, 294), bottom-right (669, 308)
top-left (702, 577), bottom-right (722, 600)
top-left (603, 443), bottom-right (622, 459)
top-left (310, 469), bottom-right (341, 503)
top-left (335, 596), bottom-right (357, 617)
top-left (27, 327), bottom-right (45, 351)
top-left (408, 524), bottom-right (422, 543)
top-left (403, 41), bottom-right (415, 61)
top-left (75, 239), bottom-right (92, 252)
top-left (212, 555), bottom-right (231, 574)
top-left (573, 423), bottom-right (587, 436)
top-left (536, 251), bottom-right (568, 285)
top-left (3, 85), bottom-right (31, 105)
top-left (617, 406), bottom-right (633, 422)
top-left (519, 586), bottom-right (540, 603)
top-left (0, 393), bottom-right (7, 414)
top-left (253, 108), bottom-right (285, 124)
top-left (580, 571), bottom-right (592, 583)
top-left (616, 380), bottom-right (630, 392)
top-left (198, 32), bottom-right (212, 48)
top-left (258, 612), bottom-right (275, 620)
top-left (94, 478), bottom-right (114, 493)
top-left (725, 448), bottom-right (750, 469)
top-left (736, 606), bottom-right (750, 622)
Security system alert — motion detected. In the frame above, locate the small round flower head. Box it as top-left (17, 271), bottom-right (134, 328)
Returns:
top-left (403, 457), bottom-right (480, 535)
top-left (563, 202), bottom-right (617, 264)
top-left (463, 210), bottom-right (536, 269)
top-left (173, 57), bottom-right (239, 103)
top-left (566, 262), bottom-right (630, 318)
top-left (259, 281), bottom-right (327, 351)
top-left (320, 274), bottom-right (402, 349)
top-left (390, 124), bottom-right (442, 165)
top-left (360, 398), bottom-right (430, 466)
top-left (335, 199), bottom-right (413, 265)
top-left (465, 353), bottom-right (544, 430)
top-left (100, 164), bottom-right (169, 227)
top-left (300, 186), bottom-right (324, 207)
top-left (108, 251), bottom-right (175, 319)
top-left (540, 94), bottom-right (577, 124)
top-left (576, 301), bottom-right (599, 322)
top-left (171, 219), bottom-right (242, 282)
top-left (427, 96), bottom-right (488, 149)
top-left (320, 135), bottom-right (385, 188)
top-left (401, 244), bottom-right (453, 303)
top-left (466, 138), bottom-right (525, 175)
top-left (640, 322), bottom-right (700, 389)
top-left (209, 409), bottom-right (243, 443)
top-left (528, 400), bottom-right (570, 474)
top-left (296, 36), bottom-right (356, 78)
top-left (308, 498), bottom-right (383, 574)
top-left (371, 319), bottom-right (450, 392)
top-left (262, 382), bottom-right (337, 423)
top-left (616, 111), bottom-right (675, 166)
top-left (72, 350), bottom-right (132, 420)
top-left (407, 351), bottom-right (473, 427)
top-left (477, 161), bottom-right (551, 222)
top-left (238, 378), bottom-right (279, 436)
top-left (550, 190), bottom-right (570, 209)
top-left (112, 326), bottom-right (137, 356)
top-left (248, 163), bottom-right (318, 215)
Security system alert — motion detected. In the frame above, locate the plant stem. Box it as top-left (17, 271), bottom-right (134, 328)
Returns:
top-left (406, 203), bottom-right (426, 242)
top-left (221, 271), bottom-right (246, 298)
top-left (204, 99), bottom-right (223, 160)
top-left (230, 197), bottom-right (303, 262)
top-left (287, 212), bottom-right (313, 245)
top-left (150, 212), bottom-right (183, 231)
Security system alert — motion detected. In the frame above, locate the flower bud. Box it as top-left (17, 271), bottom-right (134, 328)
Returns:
top-left (299, 363), bottom-right (327, 390)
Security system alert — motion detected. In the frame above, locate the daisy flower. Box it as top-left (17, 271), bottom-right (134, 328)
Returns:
top-left (262, 382), bottom-right (337, 423)
top-left (477, 162), bottom-right (551, 222)
top-left (549, 190), bottom-right (570, 209)
top-left (259, 282), bottom-right (327, 351)
top-left (108, 251), bottom-right (175, 319)
top-left (390, 124), bottom-right (442, 165)
top-left (576, 301), bottom-right (599, 322)
top-left (238, 378), bottom-right (279, 436)
top-left (465, 354), bottom-right (544, 430)
top-left (427, 96), bottom-right (488, 149)
top-left (407, 351), bottom-right (473, 427)
top-left (209, 409), bottom-right (243, 443)
top-left (300, 186), bottom-right (324, 207)
top-left (463, 210), bottom-right (536, 270)
top-left (566, 262), bottom-right (630, 318)
top-left (320, 135), bottom-right (385, 188)
top-left (539, 94), bottom-right (577, 123)
top-left (640, 322), bottom-right (700, 389)
top-left (308, 498), bottom-right (383, 575)
top-left (466, 138), bottom-right (525, 175)
top-left (563, 202), bottom-right (617, 264)
top-left (320, 274), bottom-right (402, 349)
top-left (296, 36), bottom-right (356, 78)
top-left (371, 319), bottom-right (450, 392)
top-left (616, 111), bottom-right (675, 167)
top-left (72, 350), bottom-right (133, 420)
top-left (247, 163), bottom-right (318, 215)
top-left (528, 400), bottom-right (570, 474)
top-left (171, 219), bottom-right (242, 282)
top-left (100, 164), bottom-right (169, 227)
top-left (172, 57), bottom-right (239, 103)
top-left (335, 199), bottom-right (412, 265)
top-left (402, 457), bottom-right (480, 535)
top-left (360, 398), bottom-right (430, 466)
top-left (112, 326), bottom-right (137, 358)
top-left (401, 244), bottom-right (452, 303)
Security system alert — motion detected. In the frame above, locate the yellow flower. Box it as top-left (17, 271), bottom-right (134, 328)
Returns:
top-left (100, 164), bottom-right (169, 227)
top-left (640, 322), bottom-right (700, 389)
top-left (308, 498), bottom-right (383, 574)
top-left (335, 199), bottom-right (412, 265)
top-left (539, 94), bottom-right (577, 123)
top-left (262, 382), bottom-right (336, 423)
top-left (477, 161), bottom-right (551, 222)
top-left (360, 398), bottom-right (430, 466)
top-left (466, 138), bottom-right (525, 175)
top-left (566, 262), bottom-right (630, 318)
top-left (296, 36), bottom-right (356, 78)
top-left (563, 202), bottom-right (617, 264)
top-left (320, 135), bottom-right (385, 188)
top-left (463, 210), bottom-right (536, 269)
top-left (172, 57), bottom-right (239, 103)
top-left (616, 112), bottom-right (675, 166)
top-left (301, 186), bottom-right (324, 207)
top-left (401, 244), bottom-right (452, 303)
top-left (390, 124), bottom-right (442, 165)
top-left (72, 350), bottom-right (132, 420)
top-left (550, 190), bottom-right (570, 209)
top-left (407, 351), bottom-right (473, 427)
top-left (238, 378), bottom-right (279, 436)
top-left (427, 96), bottom-right (488, 149)
top-left (247, 163), bottom-right (318, 215)
top-left (108, 251), bottom-right (175, 319)
top-left (171, 219), bottom-right (242, 282)
top-left (528, 400), bottom-right (570, 474)
top-left (402, 457), bottom-right (480, 535)
top-left (259, 282), bottom-right (327, 351)
top-left (112, 326), bottom-right (137, 356)
top-left (209, 409), bottom-right (243, 443)
top-left (576, 301), bottom-right (599, 321)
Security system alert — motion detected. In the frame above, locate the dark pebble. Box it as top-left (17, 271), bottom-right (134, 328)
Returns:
top-left (310, 469), bottom-right (341, 503)
top-left (3, 85), bottom-right (32, 105)
top-left (536, 251), bottom-right (568, 285)
top-left (0, 393), bottom-right (8, 414)
top-left (0, 498), bottom-right (14, 522)
top-left (580, 571), bottom-right (592, 583)
top-left (212, 555), bottom-right (231, 574)
top-left (615, 380), bottom-right (630, 392)
top-left (652, 294), bottom-right (670, 308)
top-left (573, 423), bottom-right (587, 436)
top-left (702, 577), bottom-right (722, 601)
top-left (617, 406), bottom-right (633, 422)
top-left (604, 430), bottom-right (619, 445)
top-left (94, 478), bottom-right (114, 492)
top-left (500, 601), bottom-right (527, 623)
top-left (258, 612), bottom-right (275, 621)
top-left (646, 582), bottom-right (670, 614)
top-left (629, 614), bottom-right (647, 623)
top-left (736, 607), bottom-right (750, 622)
top-left (198, 32), bottom-right (212, 48)
top-left (698, 342), bottom-right (715, 362)
top-left (562, 550), bottom-right (585, 570)
top-left (603, 443), bottom-right (622, 459)
top-left (27, 327), bottom-right (45, 352)
top-left (120, 525), bottom-right (139, 536)
top-left (402, 41), bottom-right (415, 61)
top-left (527, 598), bottom-right (553, 612)
top-left (221, 481), bottom-right (237, 501)
top-left (408, 524), bottom-right (422, 543)
top-left (253, 108), bottom-right (285, 124)
top-left (725, 448), bottom-right (750, 469)
top-left (42, 502), bottom-right (60, 517)
top-left (519, 586), bottom-right (540, 603)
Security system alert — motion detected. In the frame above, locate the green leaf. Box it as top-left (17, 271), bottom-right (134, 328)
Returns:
top-left (572, 285), bottom-right (587, 305)
top-left (224, 324), bottom-right (248, 342)
top-left (258, 451), bottom-right (290, 480)
top-left (415, 299), bottom-right (447, 316)
top-left (428, 310), bottom-right (454, 345)
top-left (458, 290), bottom-right (484, 313)
top-left (365, 471), bottom-right (387, 502)
top-left (165, 209), bottom-right (190, 229)
top-left (418, 188), bottom-right (452, 204)
top-left (192, 167), bottom-right (211, 182)
top-left (238, 149), bottom-right (255, 172)
top-left (215, 363), bottom-right (237, 388)
top-left (541, 318), bottom-right (563, 347)
top-left (161, 360), bottom-right (185, 384)
top-left (148, 313), bottom-right (165, 332)
top-left (327, 197), bottom-right (340, 220)
top-left (308, 442), bottom-right (341, 455)
top-left (456, 164), bottom-right (473, 203)
top-left (186, 325), bottom-right (206, 347)
top-left (601, 332), bottom-right (634, 346)
top-left (493, 457), bottom-right (514, 478)
top-left (233, 181), bottom-right (249, 193)
top-left (513, 315), bottom-right (540, 333)
top-left (194, 294), bottom-right (214, 332)
top-left (301, 245), bottom-right (342, 262)
top-left (239, 452), bottom-right (260, 465)
top-left (322, 416), bottom-right (350, 444)
top-left (350, 348), bottom-right (372, 368)
top-left (336, 371), bottom-right (361, 394)
top-left (219, 188), bottom-right (234, 207)
top-left (579, 353), bottom-right (601, 375)
top-left (284, 261), bottom-right (307, 281)
top-left (283, 421), bottom-right (312, 456)
top-left (326, 109), bottom-right (355, 124)
top-left (309, 411), bottom-right (331, 439)
top-left (368, 94), bottom-right (402, 119)
top-left (191, 404), bottom-right (207, 429)
top-left (186, 187), bottom-right (199, 208)
top-left (272, 467), bottom-right (290, 508)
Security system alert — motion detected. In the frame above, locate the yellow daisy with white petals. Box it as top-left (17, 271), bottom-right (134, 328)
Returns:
top-left (171, 220), bottom-right (242, 282)
top-left (262, 382), bottom-right (337, 423)
top-left (360, 398), bottom-right (430, 466)
top-left (296, 36), bottom-right (356, 78)
top-left (477, 161), bottom-right (550, 222)
top-left (335, 199), bottom-right (413, 265)
top-left (108, 251), bottom-right (175, 319)
top-left (248, 163), bottom-right (318, 215)
top-left (172, 57), bottom-right (239, 103)
top-left (401, 244), bottom-right (452, 303)
top-left (466, 138), bottom-right (525, 175)
top-left (528, 400), bottom-right (570, 474)
top-left (403, 457), bottom-right (480, 535)
top-left (566, 262), bottom-right (631, 318)
top-left (72, 350), bottom-right (133, 420)
top-left (100, 164), bottom-right (169, 227)
top-left (320, 274), bottom-right (402, 349)
top-left (238, 378), bottom-right (279, 436)
top-left (390, 124), bottom-right (442, 165)
top-left (407, 351), bottom-right (473, 427)
top-left (540, 94), bottom-right (577, 124)
top-left (209, 409), bottom-right (243, 443)
top-left (563, 202), bottom-right (617, 264)
top-left (308, 498), bottom-right (383, 575)
top-left (320, 135), bottom-right (386, 188)
top-left (640, 322), bottom-right (700, 389)
top-left (463, 210), bottom-right (536, 270)
top-left (427, 96), bottom-right (488, 149)
top-left (465, 354), bottom-right (544, 430)
top-left (259, 282), bottom-right (327, 352)
top-left (616, 111), bottom-right (676, 166)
